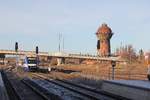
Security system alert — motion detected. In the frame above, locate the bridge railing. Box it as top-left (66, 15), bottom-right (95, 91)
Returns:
top-left (48, 52), bottom-right (123, 61)
top-left (68, 53), bottom-right (97, 57)
top-left (48, 52), bottom-right (98, 57)
top-left (0, 50), bottom-right (48, 56)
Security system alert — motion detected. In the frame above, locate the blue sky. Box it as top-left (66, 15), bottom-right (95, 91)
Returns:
top-left (0, 0), bottom-right (150, 54)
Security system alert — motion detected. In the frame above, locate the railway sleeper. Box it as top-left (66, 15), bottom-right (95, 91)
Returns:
top-left (22, 78), bottom-right (62, 100)
top-left (1, 70), bottom-right (21, 100)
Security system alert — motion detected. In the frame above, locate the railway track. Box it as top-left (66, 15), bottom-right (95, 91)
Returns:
top-left (1, 70), bottom-right (21, 100)
top-left (1, 70), bottom-right (57, 100)
top-left (32, 73), bottom-right (131, 100)
top-left (0, 70), bottom-right (132, 100)
top-left (22, 78), bottom-right (61, 100)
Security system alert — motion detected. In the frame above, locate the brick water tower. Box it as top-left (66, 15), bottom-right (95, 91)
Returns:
top-left (96, 23), bottom-right (113, 56)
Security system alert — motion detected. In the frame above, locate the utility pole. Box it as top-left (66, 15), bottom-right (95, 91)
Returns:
top-left (62, 35), bottom-right (64, 52)
top-left (58, 33), bottom-right (64, 52)
top-left (58, 33), bottom-right (61, 52)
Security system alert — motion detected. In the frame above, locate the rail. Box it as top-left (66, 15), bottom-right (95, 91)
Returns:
top-left (33, 73), bottom-right (131, 100)
top-left (1, 70), bottom-right (21, 100)
top-left (22, 78), bottom-right (61, 100)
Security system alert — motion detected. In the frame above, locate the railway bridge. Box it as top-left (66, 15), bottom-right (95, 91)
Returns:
top-left (0, 50), bottom-right (124, 65)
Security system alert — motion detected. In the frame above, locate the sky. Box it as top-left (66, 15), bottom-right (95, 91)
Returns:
top-left (0, 0), bottom-right (150, 54)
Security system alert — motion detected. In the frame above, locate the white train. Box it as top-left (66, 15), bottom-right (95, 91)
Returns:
top-left (23, 56), bottom-right (38, 71)
top-left (22, 56), bottom-right (51, 72)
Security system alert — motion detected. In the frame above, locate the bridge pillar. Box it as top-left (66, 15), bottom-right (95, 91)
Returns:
top-left (0, 54), bottom-right (5, 65)
top-left (62, 58), bottom-right (65, 64)
top-left (57, 58), bottom-right (62, 65)
top-left (57, 57), bottom-right (65, 65)
top-left (79, 59), bottom-right (83, 64)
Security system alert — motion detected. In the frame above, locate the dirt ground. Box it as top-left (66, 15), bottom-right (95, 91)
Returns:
top-left (52, 62), bottom-right (148, 80)
top-left (1, 61), bottom-right (148, 80)
top-left (0, 62), bottom-right (148, 90)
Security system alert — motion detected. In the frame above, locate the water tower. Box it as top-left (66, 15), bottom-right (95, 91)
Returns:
top-left (96, 23), bottom-right (113, 56)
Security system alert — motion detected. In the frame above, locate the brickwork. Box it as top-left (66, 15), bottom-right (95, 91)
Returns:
top-left (96, 23), bottom-right (113, 56)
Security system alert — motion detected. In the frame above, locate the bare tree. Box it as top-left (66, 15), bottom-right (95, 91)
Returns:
top-left (138, 49), bottom-right (144, 63)
top-left (115, 45), bottom-right (137, 62)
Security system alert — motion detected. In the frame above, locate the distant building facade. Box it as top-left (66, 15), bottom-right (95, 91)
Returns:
top-left (96, 23), bottom-right (113, 57)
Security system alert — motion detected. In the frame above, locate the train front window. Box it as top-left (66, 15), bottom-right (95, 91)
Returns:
top-left (28, 60), bottom-right (36, 64)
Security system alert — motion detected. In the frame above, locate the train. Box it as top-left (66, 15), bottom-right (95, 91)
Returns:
top-left (23, 56), bottom-right (38, 71)
top-left (22, 56), bottom-right (51, 72)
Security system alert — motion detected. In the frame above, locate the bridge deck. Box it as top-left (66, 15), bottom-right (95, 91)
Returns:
top-left (0, 50), bottom-right (125, 62)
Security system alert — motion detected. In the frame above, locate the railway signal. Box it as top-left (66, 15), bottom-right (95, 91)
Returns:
top-left (15, 42), bottom-right (19, 71)
top-left (15, 42), bottom-right (18, 52)
top-left (36, 46), bottom-right (39, 54)
top-left (36, 46), bottom-right (39, 68)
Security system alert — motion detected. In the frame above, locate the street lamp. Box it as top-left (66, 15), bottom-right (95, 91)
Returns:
top-left (111, 60), bottom-right (116, 80)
